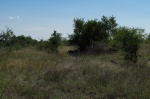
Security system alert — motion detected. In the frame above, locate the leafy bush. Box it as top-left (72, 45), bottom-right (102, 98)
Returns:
top-left (11, 35), bottom-right (37, 48)
top-left (49, 31), bottom-right (61, 52)
top-left (0, 27), bottom-right (37, 49)
top-left (145, 34), bottom-right (150, 43)
top-left (69, 16), bottom-right (117, 52)
top-left (37, 31), bottom-right (62, 53)
top-left (0, 27), bottom-right (14, 47)
top-left (36, 40), bottom-right (50, 51)
top-left (113, 27), bottom-right (144, 63)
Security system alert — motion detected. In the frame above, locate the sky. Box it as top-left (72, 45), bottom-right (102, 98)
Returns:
top-left (0, 0), bottom-right (150, 40)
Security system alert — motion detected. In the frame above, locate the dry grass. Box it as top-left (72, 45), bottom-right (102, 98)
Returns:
top-left (0, 46), bottom-right (150, 99)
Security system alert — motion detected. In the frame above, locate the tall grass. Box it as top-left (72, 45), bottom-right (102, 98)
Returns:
top-left (0, 46), bottom-right (150, 99)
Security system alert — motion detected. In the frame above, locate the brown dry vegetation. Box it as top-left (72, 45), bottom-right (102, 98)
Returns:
top-left (0, 45), bottom-right (150, 99)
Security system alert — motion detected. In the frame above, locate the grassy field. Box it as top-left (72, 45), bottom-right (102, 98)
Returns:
top-left (0, 46), bottom-right (150, 99)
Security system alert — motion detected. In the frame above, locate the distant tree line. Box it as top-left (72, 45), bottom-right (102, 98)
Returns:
top-left (0, 28), bottom-right (63, 53)
top-left (0, 28), bottom-right (37, 49)
top-left (1, 16), bottom-right (150, 63)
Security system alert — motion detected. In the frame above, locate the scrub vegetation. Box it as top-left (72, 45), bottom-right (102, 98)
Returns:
top-left (0, 16), bottom-right (150, 99)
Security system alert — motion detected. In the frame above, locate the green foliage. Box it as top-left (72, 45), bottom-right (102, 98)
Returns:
top-left (0, 27), bottom-right (14, 47)
top-left (37, 31), bottom-right (62, 53)
top-left (11, 35), bottom-right (37, 48)
top-left (61, 38), bottom-right (69, 46)
top-left (145, 34), bottom-right (150, 43)
top-left (49, 31), bottom-right (62, 52)
top-left (0, 28), bottom-right (37, 49)
top-left (36, 40), bottom-right (50, 51)
top-left (113, 27), bottom-right (144, 63)
top-left (101, 16), bottom-right (118, 39)
top-left (69, 18), bottom-right (85, 50)
top-left (69, 16), bottom-right (117, 52)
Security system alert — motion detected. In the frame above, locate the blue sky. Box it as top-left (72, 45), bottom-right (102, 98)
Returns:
top-left (0, 0), bottom-right (150, 40)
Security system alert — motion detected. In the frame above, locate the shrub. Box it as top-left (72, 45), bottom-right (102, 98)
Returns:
top-left (49, 31), bottom-right (62, 52)
top-left (69, 16), bottom-right (117, 52)
top-left (0, 27), bottom-right (38, 49)
top-left (0, 27), bottom-right (14, 47)
top-left (113, 27), bottom-right (144, 63)
top-left (37, 31), bottom-right (62, 53)
top-left (36, 40), bottom-right (50, 51)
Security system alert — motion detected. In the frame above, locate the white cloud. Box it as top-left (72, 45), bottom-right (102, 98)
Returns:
top-left (9, 17), bottom-right (15, 20)
top-left (8, 16), bottom-right (22, 21)
top-left (16, 16), bottom-right (20, 19)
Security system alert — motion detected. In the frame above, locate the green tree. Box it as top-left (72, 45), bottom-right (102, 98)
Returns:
top-left (113, 27), bottom-right (144, 63)
top-left (101, 16), bottom-right (118, 39)
top-left (36, 39), bottom-right (50, 51)
top-left (49, 31), bottom-right (62, 52)
top-left (69, 18), bottom-right (85, 50)
top-left (14, 35), bottom-right (37, 47)
top-left (0, 27), bottom-right (38, 49)
top-left (0, 27), bottom-right (14, 47)
top-left (69, 16), bottom-right (117, 52)
top-left (145, 34), bottom-right (150, 43)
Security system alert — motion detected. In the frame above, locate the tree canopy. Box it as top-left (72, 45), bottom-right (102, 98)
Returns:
top-left (69, 16), bottom-right (117, 51)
